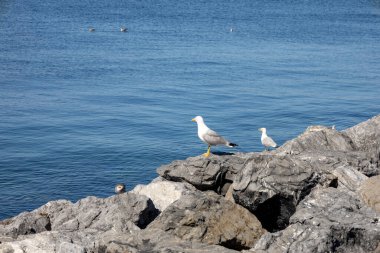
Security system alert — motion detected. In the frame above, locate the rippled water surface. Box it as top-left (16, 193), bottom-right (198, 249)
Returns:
top-left (1, 0), bottom-right (380, 219)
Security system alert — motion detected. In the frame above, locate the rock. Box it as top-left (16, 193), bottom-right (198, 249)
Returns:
top-left (131, 178), bottom-right (196, 211)
top-left (225, 183), bottom-right (235, 203)
top-left (252, 187), bottom-right (380, 253)
top-left (232, 115), bottom-right (380, 232)
top-left (0, 193), bottom-right (159, 252)
top-left (149, 190), bottom-right (265, 250)
top-left (331, 164), bottom-right (368, 192)
top-left (359, 175), bottom-right (380, 213)
top-left (97, 228), bottom-right (240, 253)
top-left (344, 114), bottom-right (380, 153)
top-left (232, 153), bottom-right (321, 232)
top-left (277, 126), bottom-right (355, 154)
top-left (1, 115), bottom-right (380, 253)
top-left (0, 231), bottom-right (66, 253)
top-left (157, 154), bottom-right (247, 193)
top-left (298, 149), bottom-right (379, 177)
top-left (277, 115), bottom-right (380, 177)
top-left (0, 193), bottom-right (158, 239)
top-left (0, 228), bottom-right (240, 253)
top-left (58, 242), bottom-right (86, 253)
top-left (50, 193), bottom-right (158, 231)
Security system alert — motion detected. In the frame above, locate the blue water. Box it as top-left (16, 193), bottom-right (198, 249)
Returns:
top-left (1, 0), bottom-right (380, 219)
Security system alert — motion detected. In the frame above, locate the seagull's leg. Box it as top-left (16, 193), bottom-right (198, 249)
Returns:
top-left (204, 145), bottom-right (211, 157)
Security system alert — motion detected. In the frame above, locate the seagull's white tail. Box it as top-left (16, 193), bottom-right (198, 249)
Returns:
top-left (227, 142), bottom-right (238, 147)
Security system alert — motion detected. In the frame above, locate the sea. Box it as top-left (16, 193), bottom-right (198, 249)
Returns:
top-left (0, 0), bottom-right (380, 220)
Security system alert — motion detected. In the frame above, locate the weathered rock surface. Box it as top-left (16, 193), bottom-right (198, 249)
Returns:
top-left (359, 175), bottom-right (380, 213)
top-left (157, 154), bottom-right (249, 194)
top-left (0, 229), bottom-right (240, 253)
top-left (232, 115), bottom-right (380, 232)
top-left (1, 114), bottom-right (380, 253)
top-left (232, 153), bottom-right (320, 231)
top-left (344, 114), bottom-right (380, 153)
top-left (149, 190), bottom-right (265, 250)
top-left (131, 178), bottom-right (196, 211)
top-left (98, 228), bottom-right (240, 253)
top-left (0, 192), bottom-right (158, 238)
top-left (0, 193), bottom-right (159, 252)
top-left (251, 187), bottom-right (380, 253)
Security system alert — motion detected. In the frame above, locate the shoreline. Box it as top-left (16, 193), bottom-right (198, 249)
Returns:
top-left (1, 115), bottom-right (379, 252)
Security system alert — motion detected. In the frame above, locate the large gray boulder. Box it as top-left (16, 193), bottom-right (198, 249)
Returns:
top-left (252, 187), bottom-right (380, 253)
top-left (0, 193), bottom-right (159, 252)
top-left (344, 114), bottom-right (380, 153)
top-left (232, 115), bottom-right (380, 232)
top-left (359, 175), bottom-right (380, 213)
top-left (0, 231), bottom-right (86, 253)
top-left (47, 193), bottom-right (159, 231)
top-left (131, 178), bottom-right (197, 211)
top-left (277, 125), bottom-right (356, 154)
top-left (149, 190), bottom-right (265, 250)
top-left (97, 228), bottom-right (240, 253)
top-left (0, 228), bottom-right (240, 253)
top-left (157, 154), bottom-right (248, 194)
top-left (0, 193), bottom-right (159, 238)
top-left (232, 153), bottom-right (322, 232)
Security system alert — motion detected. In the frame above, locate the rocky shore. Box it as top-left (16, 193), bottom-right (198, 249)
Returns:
top-left (1, 115), bottom-right (380, 253)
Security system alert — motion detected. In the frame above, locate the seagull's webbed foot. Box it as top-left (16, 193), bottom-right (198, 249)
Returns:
top-left (203, 145), bottom-right (211, 158)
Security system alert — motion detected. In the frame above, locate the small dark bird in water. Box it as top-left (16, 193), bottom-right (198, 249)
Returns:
top-left (120, 27), bottom-right (128, 32)
top-left (115, 183), bottom-right (126, 194)
top-left (88, 27), bottom-right (95, 32)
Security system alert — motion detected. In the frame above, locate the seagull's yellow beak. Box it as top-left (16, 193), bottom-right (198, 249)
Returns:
top-left (191, 118), bottom-right (196, 122)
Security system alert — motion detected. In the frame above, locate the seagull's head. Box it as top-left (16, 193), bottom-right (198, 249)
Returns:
top-left (115, 183), bottom-right (126, 194)
top-left (258, 127), bottom-right (266, 133)
top-left (192, 116), bottom-right (204, 123)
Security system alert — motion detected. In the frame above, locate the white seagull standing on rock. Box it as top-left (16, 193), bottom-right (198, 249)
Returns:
top-left (259, 127), bottom-right (278, 151)
top-left (192, 116), bottom-right (238, 158)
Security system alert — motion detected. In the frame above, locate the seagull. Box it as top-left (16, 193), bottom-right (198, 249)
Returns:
top-left (115, 183), bottom-right (126, 194)
top-left (192, 116), bottom-right (238, 157)
top-left (258, 127), bottom-right (278, 151)
top-left (88, 27), bottom-right (95, 32)
top-left (120, 27), bottom-right (128, 32)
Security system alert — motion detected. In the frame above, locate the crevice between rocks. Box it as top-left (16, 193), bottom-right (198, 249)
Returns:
top-left (252, 194), bottom-right (296, 232)
top-left (329, 178), bottom-right (339, 188)
top-left (220, 238), bottom-right (250, 251)
top-left (137, 199), bottom-right (160, 229)
top-left (243, 172), bottom-right (322, 233)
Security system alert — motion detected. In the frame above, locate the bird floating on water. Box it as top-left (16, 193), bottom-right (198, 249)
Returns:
top-left (259, 127), bottom-right (278, 151)
top-left (115, 183), bottom-right (126, 194)
top-left (192, 116), bottom-right (238, 158)
top-left (88, 27), bottom-right (95, 32)
top-left (120, 27), bottom-right (128, 32)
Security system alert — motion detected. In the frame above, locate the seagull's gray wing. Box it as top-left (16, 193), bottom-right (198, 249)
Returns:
top-left (263, 136), bottom-right (277, 147)
top-left (203, 129), bottom-right (228, 146)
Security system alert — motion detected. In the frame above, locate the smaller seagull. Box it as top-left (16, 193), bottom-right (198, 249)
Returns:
top-left (259, 127), bottom-right (278, 151)
top-left (115, 183), bottom-right (126, 194)
top-left (120, 27), bottom-right (128, 32)
top-left (88, 27), bottom-right (95, 32)
top-left (192, 116), bottom-right (238, 158)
